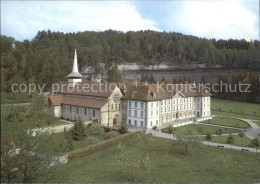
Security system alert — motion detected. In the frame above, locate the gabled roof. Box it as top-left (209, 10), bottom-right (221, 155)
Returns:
top-left (53, 82), bottom-right (120, 98)
top-left (48, 95), bottom-right (63, 106)
top-left (62, 96), bottom-right (107, 109)
top-left (121, 83), bottom-right (212, 101)
top-left (121, 84), bottom-right (172, 101)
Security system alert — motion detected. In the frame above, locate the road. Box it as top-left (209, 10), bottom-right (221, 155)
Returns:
top-left (145, 129), bottom-right (259, 153)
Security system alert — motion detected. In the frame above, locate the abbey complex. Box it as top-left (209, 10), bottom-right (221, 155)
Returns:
top-left (47, 50), bottom-right (212, 129)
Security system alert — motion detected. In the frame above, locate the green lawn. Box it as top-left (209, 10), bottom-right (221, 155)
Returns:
top-left (42, 137), bottom-right (260, 183)
top-left (162, 124), bottom-right (242, 135)
top-left (211, 135), bottom-right (253, 147)
top-left (211, 99), bottom-right (260, 120)
top-left (253, 121), bottom-right (260, 127)
top-left (201, 117), bottom-right (250, 128)
top-left (51, 132), bottom-right (107, 151)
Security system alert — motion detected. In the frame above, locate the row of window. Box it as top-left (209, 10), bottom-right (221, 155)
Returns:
top-left (111, 104), bottom-right (120, 110)
top-left (196, 103), bottom-right (210, 109)
top-left (128, 110), bottom-right (144, 118)
top-left (67, 106), bottom-right (96, 117)
top-left (128, 119), bottom-right (159, 127)
top-left (128, 101), bottom-right (145, 109)
top-left (196, 97), bottom-right (210, 102)
top-left (128, 98), bottom-right (193, 110)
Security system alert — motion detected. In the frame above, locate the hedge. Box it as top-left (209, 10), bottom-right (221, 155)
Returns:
top-left (68, 132), bottom-right (136, 161)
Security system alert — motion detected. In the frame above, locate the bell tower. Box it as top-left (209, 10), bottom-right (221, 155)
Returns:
top-left (67, 49), bottom-right (83, 87)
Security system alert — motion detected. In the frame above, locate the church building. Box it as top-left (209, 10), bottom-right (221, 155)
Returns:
top-left (47, 49), bottom-right (212, 128)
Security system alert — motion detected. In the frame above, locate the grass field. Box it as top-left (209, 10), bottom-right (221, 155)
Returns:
top-left (211, 99), bottom-right (260, 120)
top-left (162, 124), bottom-right (242, 135)
top-left (44, 137), bottom-right (260, 183)
top-left (201, 117), bottom-right (250, 128)
top-left (211, 135), bottom-right (253, 147)
top-left (51, 132), bottom-right (107, 151)
top-left (253, 121), bottom-right (260, 127)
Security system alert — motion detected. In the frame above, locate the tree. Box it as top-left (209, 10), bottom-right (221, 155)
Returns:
top-left (70, 118), bottom-right (87, 140)
top-left (63, 136), bottom-right (74, 152)
top-left (86, 123), bottom-right (104, 136)
top-left (215, 129), bottom-right (223, 136)
top-left (167, 127), bottom-right (174, 139)
top-left (160, 75), bottom-right (166, 83)
top-left (174, 129), bottom-right (202, 155)
top-left (238, 131), bottom-right (245, 145)
top-left (148, 74), bottom-right (156, 84)
top-left (107, 65), bottom-right (121, 82)
top-left (152, 125), bottom-right (158, 136)
top-left (117, 155), bottom-right (152, 183)
top-left (226, 134), bottom-right (235, 148)
top-left (118, 122), bottom-right (128, 134)
top-left (137, 131), bottom-right (154, 151)
top-left (249, 137), bottom-right (260, 154)
top-left (205, 132), bottom-right (212, 146)
top-left (1, 118), bottom-right (56, 183)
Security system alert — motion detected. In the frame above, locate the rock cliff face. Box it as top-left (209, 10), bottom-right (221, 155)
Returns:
top-left (117, 63), bottom-right (222, 71)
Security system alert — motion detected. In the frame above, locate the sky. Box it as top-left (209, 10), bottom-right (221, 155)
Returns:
top-left (1, 0), bottom-right (259, 41)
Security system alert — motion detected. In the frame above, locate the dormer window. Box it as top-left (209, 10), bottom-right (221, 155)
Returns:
top-left (151, 92), bottom-right (156, 98)
top-left (192, 81), bottom-right (196, 87)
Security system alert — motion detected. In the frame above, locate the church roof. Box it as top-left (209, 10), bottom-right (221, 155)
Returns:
top-left (53, 82), bottom-right (120, 98)
top-left (67, 71), bottom-right (83, 78)
top-left (48, 95), bottom-right (63, 106)
top-left (62, 96), bottom-right (107, 109)
top-left (67, 49), bottom-right (83, 78)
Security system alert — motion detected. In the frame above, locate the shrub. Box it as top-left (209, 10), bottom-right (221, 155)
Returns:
top-left (86, 136), bottom-right (100, 144)
top-left (205, 132), bottom-right (212, 142)
top-left (215, 129), bottom-right (223, 136)
top-left (152, 126), bottom-right (158, 131)
top-left (118, 123), bottom-right (128, 134)
top-left (71, 118), bottom-right (87, 140)
top-left (87, 123), bottom-right (105, 136)
top-left (63, 136), bottom-right (74, 152)
top-left (106, 131), bottom-right (119, 139)
top-left (226, 134), bottom-right (234, 145)
top-left (68, 132), bottom-right (136, 160)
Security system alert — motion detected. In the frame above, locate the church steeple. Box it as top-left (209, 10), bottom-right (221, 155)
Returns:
top-left (67, 49), bottom-right (83, 87)
top-left (72, 49), bottom-right (79, 73)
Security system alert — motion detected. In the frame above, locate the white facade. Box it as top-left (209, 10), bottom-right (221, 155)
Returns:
top-left (126, 101), bottom-right (147, 128)
top-left (122, 92), bottom-right (211, 129)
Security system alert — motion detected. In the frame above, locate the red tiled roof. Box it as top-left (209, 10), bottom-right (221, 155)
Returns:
top-left (61, 96), bottom-right (107, 109)
top-left (48, 95), bottom-right (63, 106)
top-left (121, 83), bottom-right (212, 101)
top-left (53, 82), bottom-right (121, 98)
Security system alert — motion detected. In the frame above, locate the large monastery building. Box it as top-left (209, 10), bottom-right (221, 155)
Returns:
top-left (47, 49), bottom-right (212, 129)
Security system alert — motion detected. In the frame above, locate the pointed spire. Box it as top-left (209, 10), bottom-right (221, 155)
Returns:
top-left (67, 49), bottom-right (83, 78)
top-left (72, 49), bottom-right (78, 72)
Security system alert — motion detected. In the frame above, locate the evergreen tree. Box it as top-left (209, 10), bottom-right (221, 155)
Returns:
top-left (118, 122), bottom-right (128, 134)
top-left (71, 118), bottom-right (87, 140)
top-left (161, 75), bottom-right (167, 83)
top-left (63, 136), bottom-right (74, 152)
top-left (148, 74), bottom-right (156, 84)
top-left (108, 65), bottom-right (121, 82)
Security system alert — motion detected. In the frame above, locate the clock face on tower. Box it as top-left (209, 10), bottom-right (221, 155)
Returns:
top-left (113, 94), bottom-right (120, 103)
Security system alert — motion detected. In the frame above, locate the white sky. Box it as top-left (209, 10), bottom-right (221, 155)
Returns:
top-left (1, 0), bottom-right (259, 41)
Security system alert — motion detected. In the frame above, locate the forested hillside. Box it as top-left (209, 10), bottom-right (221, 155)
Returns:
top-left (1, 30), bottom-right (260, 91)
